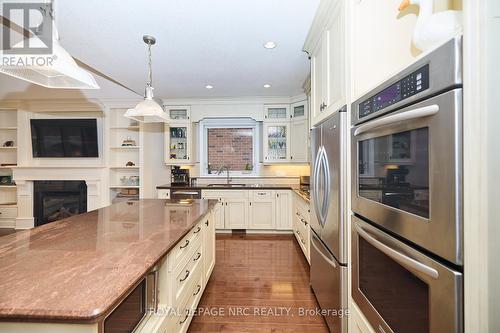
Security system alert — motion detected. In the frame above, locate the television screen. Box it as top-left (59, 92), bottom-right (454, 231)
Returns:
top-left (31, 119), bottom-right (99, 157)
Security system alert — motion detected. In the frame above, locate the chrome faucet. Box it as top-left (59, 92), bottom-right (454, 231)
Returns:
top-left (217, 165), bottom-right (230, 184)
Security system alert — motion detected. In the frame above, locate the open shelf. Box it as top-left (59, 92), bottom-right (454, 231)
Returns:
top-left (110, 166), bottom-right (140, 169)
top-left (110, 146), bottom-right (140, 150)
top-left (109, 185), bottom-right (140, 189)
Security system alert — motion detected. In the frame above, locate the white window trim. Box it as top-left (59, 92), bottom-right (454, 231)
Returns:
top-left (199, 118), bottom-right (260, 177)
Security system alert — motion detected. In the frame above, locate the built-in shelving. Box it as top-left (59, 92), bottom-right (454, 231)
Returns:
top-left (108, 108), bottom-right (142, 204)
top-left (0, 109), bottom-right (18, 229)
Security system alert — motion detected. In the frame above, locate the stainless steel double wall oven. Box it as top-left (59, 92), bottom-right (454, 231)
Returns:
top-left (351, 36), bottom-right (464, 333)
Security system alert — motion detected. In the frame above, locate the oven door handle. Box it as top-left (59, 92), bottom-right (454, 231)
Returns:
top-left (354, 104), bottom-right (440, 137)
top-left (355, 222), bottom-right (439, 279)
top-left (172, 191), bottom-right (200, 195)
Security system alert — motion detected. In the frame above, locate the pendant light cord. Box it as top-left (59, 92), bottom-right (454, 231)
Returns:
top-left (147, 42), bottom-right (153, 87)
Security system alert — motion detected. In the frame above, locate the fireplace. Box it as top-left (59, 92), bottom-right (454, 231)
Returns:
top-left (34, 181), bottom-right (87, 227)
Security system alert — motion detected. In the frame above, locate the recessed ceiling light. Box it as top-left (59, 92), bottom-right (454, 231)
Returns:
top-left (263, 84), bottom-right (272, 88)
top-left (205, 85), bottom-right (214, 89)
top-left (263, 41), bottom-right (277, 49)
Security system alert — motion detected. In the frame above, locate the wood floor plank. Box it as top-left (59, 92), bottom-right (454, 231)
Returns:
top-left (188, 234), bottom-right (329, 333)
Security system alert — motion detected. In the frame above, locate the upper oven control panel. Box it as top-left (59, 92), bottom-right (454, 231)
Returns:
top-left (359, 65), bottom-right (430, 120)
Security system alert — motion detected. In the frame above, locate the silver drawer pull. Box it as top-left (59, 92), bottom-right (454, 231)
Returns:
top-left (193, 284), bottom-right (202, 296)
top-left (193, 252), bottom-right (202, 261)
top-left (180, 270), bottom-right (190, 282)
top-left (301, 218), bottom-right (308, 225)
top-left (301, 238), bottom-right (306, 245)
top-left (296, 230), bottom-right (301, 236)
top-left (205, 219), bottom-right (209, 226)
top-left (295, 211), bottom-right (301, 216)
top-left (179, 313), bottom-right (189, 324)
top-left (193, 226), bottom-right (201, 234)
top-left (180, 239), bottom-right (190, 249)
top-left (257, 192), bottom-right (267, 195)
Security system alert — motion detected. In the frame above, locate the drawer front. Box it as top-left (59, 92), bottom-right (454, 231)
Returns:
top-left (0, 207), bottom-right (17, 219)
top-left (157, 189), bottom-right (170, 199)
top-left (172, 240), bottom-right (203, 305)
top-left (171, 256), bottom-right (205, 333)
top-left (201, 190), bottom-right (248, 199)
top-left (251, 190), bottom-right (274, 201)
top-left (169, 219), bottom-right (204, 271)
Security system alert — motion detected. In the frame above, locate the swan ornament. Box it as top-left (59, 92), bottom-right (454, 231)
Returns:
top-left (399, 0), bottom-right (463, 52)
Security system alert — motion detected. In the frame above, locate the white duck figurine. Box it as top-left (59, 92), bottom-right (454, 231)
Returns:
top-left (399, 0), bottom-right (463, 52)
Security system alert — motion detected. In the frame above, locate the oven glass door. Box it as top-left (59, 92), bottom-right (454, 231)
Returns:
top-left (358, 127), bottom-right (429, 218)
top-left (352, 216), bottom-right (463, 333)
top-left (351, 89), bottom-right (462, 265)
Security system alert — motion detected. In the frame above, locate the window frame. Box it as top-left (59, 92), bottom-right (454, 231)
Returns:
top-left (199, 118), bottom-right (260, 177)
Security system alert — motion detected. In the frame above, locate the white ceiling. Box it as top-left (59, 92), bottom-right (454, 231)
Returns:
top-left (0, 0), bottom-right (320, 100)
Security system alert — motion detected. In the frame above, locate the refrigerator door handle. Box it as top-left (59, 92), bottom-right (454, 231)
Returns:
top-left (311, 231), bottom-right (337, 268)
top-left (320, 146), bottom-right (331, 223)
top-left (313, 147), bottom-right (324, 226)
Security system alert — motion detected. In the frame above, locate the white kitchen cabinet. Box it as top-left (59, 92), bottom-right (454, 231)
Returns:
top-left (248, 190), bottom-right (276, 229)
top-left (224, 198), bottom-right (248, 229)
top-left (290, 118), bottom-right (309, 163)
top-left (164, 122), bottom-right (193, 165)
top-left (307, 0), bottom-right (346, 127)
top-left (203, 207), bottom-right (216, 282)
top-left (263, 122), bottom-right (291, 164)
top-left (275, 190), bottom-right (292, 230)
top-left (157, 189), bottom-right (170, 199)
top-left (211, 198), bottom-right (225, 229)
top-left (264, 104), bottom-right (290, 120)
top-left (164, 106), bottom-right (191, 122)
top-left (291, 101), bottom-right (308, 121)
top-left (293, 191), bottom-right (311, 262)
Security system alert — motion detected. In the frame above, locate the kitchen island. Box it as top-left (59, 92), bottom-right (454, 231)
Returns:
top-left (0, 199), bottom-right (218, 333)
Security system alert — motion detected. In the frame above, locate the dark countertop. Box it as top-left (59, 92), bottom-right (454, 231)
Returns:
top-left (0, 199), bottom-right (216, 323)
top-left (157, 183), bottom-right (300, 190)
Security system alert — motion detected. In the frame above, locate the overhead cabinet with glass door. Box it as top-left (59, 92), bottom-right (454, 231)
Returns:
top-left (164, 106), bottom-right (193, 165)
top-left (263, 101), bottom-right (309, 164)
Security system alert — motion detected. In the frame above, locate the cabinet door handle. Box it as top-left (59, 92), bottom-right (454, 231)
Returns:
top-left (179, 313), bottom-right (189, 324)
top-left (301, 218), bottom-right (308, 225)
top-left (193, 226), bottom-right (201, 234)
top-left (193, 252), bottom-right (202, 261)
top-left (205, 220), bottom-right (209, 226)
top-left (180, 239), bottom-right (190, 249)
top-left (193, 284), bottom-right (202, 296)
top-left (295, 211), bottom-right (301, 217)
top-left (301, 238), bottom-right (306, 245)
top-left (180, 270), bottom-right (190, 282)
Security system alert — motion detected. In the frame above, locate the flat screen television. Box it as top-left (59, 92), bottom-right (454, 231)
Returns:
top-left (31, 119), bottom-right (99, 157)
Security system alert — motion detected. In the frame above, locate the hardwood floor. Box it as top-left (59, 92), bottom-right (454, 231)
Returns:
top-left (189, 234), bottom-right (329, 333)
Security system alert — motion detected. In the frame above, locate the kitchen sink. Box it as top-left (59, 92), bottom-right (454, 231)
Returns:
top-left (206, 184), bottom-right (247, 188)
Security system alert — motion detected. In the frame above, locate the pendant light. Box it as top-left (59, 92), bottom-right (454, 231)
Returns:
top-left (0, 1), bottom-right (99, 89)
top-left (124, 35), bottom-right (168, 123)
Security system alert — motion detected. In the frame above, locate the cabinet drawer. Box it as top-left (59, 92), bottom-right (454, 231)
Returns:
top-left (0, 207), bottom-right (17, 219)
top-left (168, 219), bottom-right (204, 271)
top-left (172, 239), bottom-right (203, 306)
top-left (201, 190), bottom-right (248, 199)
top-left (170, 257), bottom-right (205, 333)
top-left (157, 189), bottom-right (170, 199)
top-left (251, 190), bottom-right (274, 201)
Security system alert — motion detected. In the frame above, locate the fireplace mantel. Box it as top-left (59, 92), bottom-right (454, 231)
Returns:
top-left (12, 167), bottom-right (107, 229)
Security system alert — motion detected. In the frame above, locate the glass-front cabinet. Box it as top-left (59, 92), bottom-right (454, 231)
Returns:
top-left (164, 123), bottom-right (192, 165)
top-left (164, 106), bottom-right (191, 122)
top-left (291, 101), bottom-right (307, 120)
top-left (264, 105), bottom-right (290, 120)
top-left (263, 122), bottom-right (290, 163)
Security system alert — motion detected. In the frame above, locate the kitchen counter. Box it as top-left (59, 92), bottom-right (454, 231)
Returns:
top-left (0, 199), bottom-right (216, 323)
top-left (156, 183), bottom-right (300, 190)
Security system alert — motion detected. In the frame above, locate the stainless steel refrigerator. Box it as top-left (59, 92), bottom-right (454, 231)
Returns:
top-left (310, 106), bottom-right (348, 333)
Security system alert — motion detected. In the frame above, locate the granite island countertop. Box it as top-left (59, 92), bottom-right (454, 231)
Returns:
top-left (0, 199), bottom-right (216, 323)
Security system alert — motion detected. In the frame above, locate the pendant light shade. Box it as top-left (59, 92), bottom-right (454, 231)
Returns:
top-left (0, 32), bottom-right (99, 89)
top-left (124, 35), bottom-right (167, 123)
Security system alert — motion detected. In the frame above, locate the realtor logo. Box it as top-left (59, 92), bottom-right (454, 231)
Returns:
top-left (2, 2), bottom-right (53, 54)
